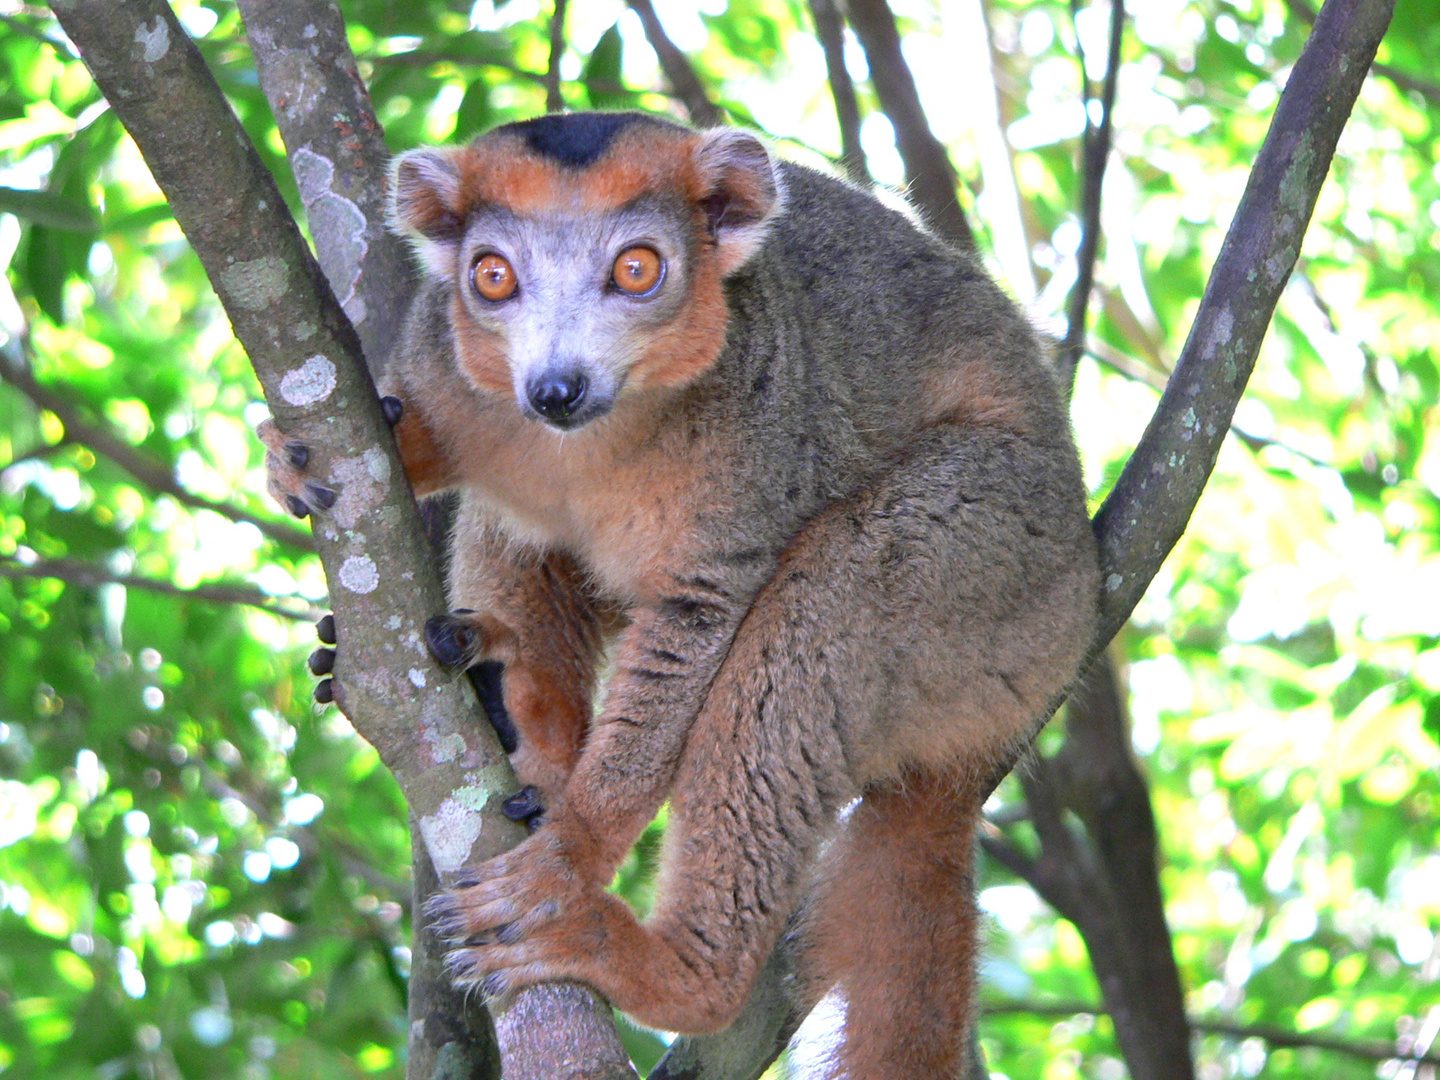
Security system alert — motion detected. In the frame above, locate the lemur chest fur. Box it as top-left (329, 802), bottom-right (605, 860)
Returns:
top-left (452, 400), bottom-right (719, 602)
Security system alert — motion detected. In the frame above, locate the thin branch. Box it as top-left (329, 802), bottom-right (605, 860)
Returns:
top-left (1284, 0), bottom-right (1440, 103)
top-left (808, 0), bottom-right (870, 186)
top-left (0, 13), bottom-right (66, 49)
top-left (0, 352), bottom-right (314, 551)
top-left (366, 52), bottom-right (648, 105)
top-left (0, 555), bottom-right (320, 620)
top-left (843, 0), bottom-right (976, 250)
top-left (365, 50), bottom-right (548, 83)
top-left (981, 1001), bottom-right (1440, 1067)
top-left (546, 0), bottom-right (568, 113)
top-left (625, 0), bottom-right (725, 127)
top-left (1084, 341), bottom-right (1333, 468)
top-left (1371, 60), bottom-right (1440, 104)
top-left (1090, 0), bottom-right (1394, 647)
top-left (1058, 0), bottom-right (1125, 392)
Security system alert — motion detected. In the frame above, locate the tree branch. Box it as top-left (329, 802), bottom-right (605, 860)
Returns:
top-left (1090, 0), bottom-right (1394, 648)
top-left (842, 0), bottom-right (976, 250)
top-left (234, 0), bottom-right (414, 377)
top-left (625, 0), bottom-right (725, 127)
top-left (808, 0), bottom-right (870, 186)
top-left (1058, 0), bottom-right (1125, 392)
top-left (0, 555), bottom-right (319, 621)
top-left (1048, 656), bottom-right (1194, 1078)
top-left (232, 2), bottom-right (635, 1075)
top-left (981, 1001), bottom-right (1440, 1067)
top-left (546, 0), bottom-right (568, 113)
top-left (0, 350), bottom-right (313, 551)
top-left (1284, 0), bottom-right (1440, 103)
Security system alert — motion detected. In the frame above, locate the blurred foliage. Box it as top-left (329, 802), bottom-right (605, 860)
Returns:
top-left (0, 0), bottom-right (1434, 1078)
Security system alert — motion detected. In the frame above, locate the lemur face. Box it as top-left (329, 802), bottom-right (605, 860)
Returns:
top-left (389, 113), bottom-right (784, 432)
top-left (449, 193), bottom-right (694, 429)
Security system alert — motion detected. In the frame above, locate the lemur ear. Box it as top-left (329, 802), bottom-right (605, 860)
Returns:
top-left (692, 128), bottom-right (785, 277)
top-left (388, 147), bottom-right (468, 280)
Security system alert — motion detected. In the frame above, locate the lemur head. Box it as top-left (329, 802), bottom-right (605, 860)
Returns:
top-left (389, 112), bottom-right (785, 431)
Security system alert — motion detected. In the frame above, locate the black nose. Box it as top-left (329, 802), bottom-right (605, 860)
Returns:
top-left (527, 372), bottom-right (588, 422)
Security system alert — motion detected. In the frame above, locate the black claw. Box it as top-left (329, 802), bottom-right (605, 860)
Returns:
top-left (314, 678), bottom-right (334, 704)
top-left (501, 785), bottom-right (544, 823)
top-left (380, 396), bottom-right (404, 426)
top-left (426, 615), bottom-right (476, 670)
top-left (285, 495), bottom-right (310, 519)
top-left (305, 483), bottom-right (338, 509)
top-left (482, 972), bottom-right (506, 998)
top-left (452, 875), bottom-right (481, 891)
top-left (316, 613), bottom-right (336, 645)
top-left (308, 647), bottom-right (335, 676)
top-left (495, 921), bottom-right (523, 945)
top-left (467, 661), bottom-right (518, 753)
top-left (424, 906), bottom-right (465, 943)
top-left (286, 443), bottom-right (309, 469)
top-left (445, 950), bottom-right (481, 982)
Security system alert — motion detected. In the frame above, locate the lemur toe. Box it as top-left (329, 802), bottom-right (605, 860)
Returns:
top-left (501, 785), bottom-right (545, 825)
top-left (308, 647), bottom-right (335, 675)
top-left (380, 395), bottom-right (404, 426)
top-left (305, 483), bottom-right (337, 509)
top-left (316, 613), bottom-right (336, 644)
top-left (426, 613), bottom-right (480, 670)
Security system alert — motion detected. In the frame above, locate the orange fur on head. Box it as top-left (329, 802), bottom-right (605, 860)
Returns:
top-left (394, 119), bottom-right (784, 402)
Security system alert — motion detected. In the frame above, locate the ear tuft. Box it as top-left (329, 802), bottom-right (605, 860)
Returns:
top-left (692, 128), bottom-right (785, 276)
top-left (388, 147), bottom-right (468, 280)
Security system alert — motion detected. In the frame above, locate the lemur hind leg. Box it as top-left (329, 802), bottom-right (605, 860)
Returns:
top-left (789, 770), bottom-right (986, 1080)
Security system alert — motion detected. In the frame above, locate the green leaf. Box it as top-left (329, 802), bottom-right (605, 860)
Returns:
top-left (0, 186), bottom-right (96, 231)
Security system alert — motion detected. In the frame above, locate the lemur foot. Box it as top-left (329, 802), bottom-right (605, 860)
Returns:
top-left (424, 815), bottom-right (616, 999)
top-left (255, 395), bottom-right (403, 517)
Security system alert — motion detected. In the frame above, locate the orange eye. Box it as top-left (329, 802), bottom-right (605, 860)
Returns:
top-left (472, 254), bottom-right (517, 302)
top-left (612, 246), bottom-right (663, 295)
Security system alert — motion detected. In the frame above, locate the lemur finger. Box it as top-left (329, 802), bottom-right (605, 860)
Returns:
top-left (380, 395), bottom-right (404, 426)
top-left (316, 613), bottom-right (336, 644)
top-left (308, 648), bottom-right (335, 675)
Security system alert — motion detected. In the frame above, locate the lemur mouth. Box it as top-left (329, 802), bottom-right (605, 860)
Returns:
top-left (523, 396), bottom-right (615, 432)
